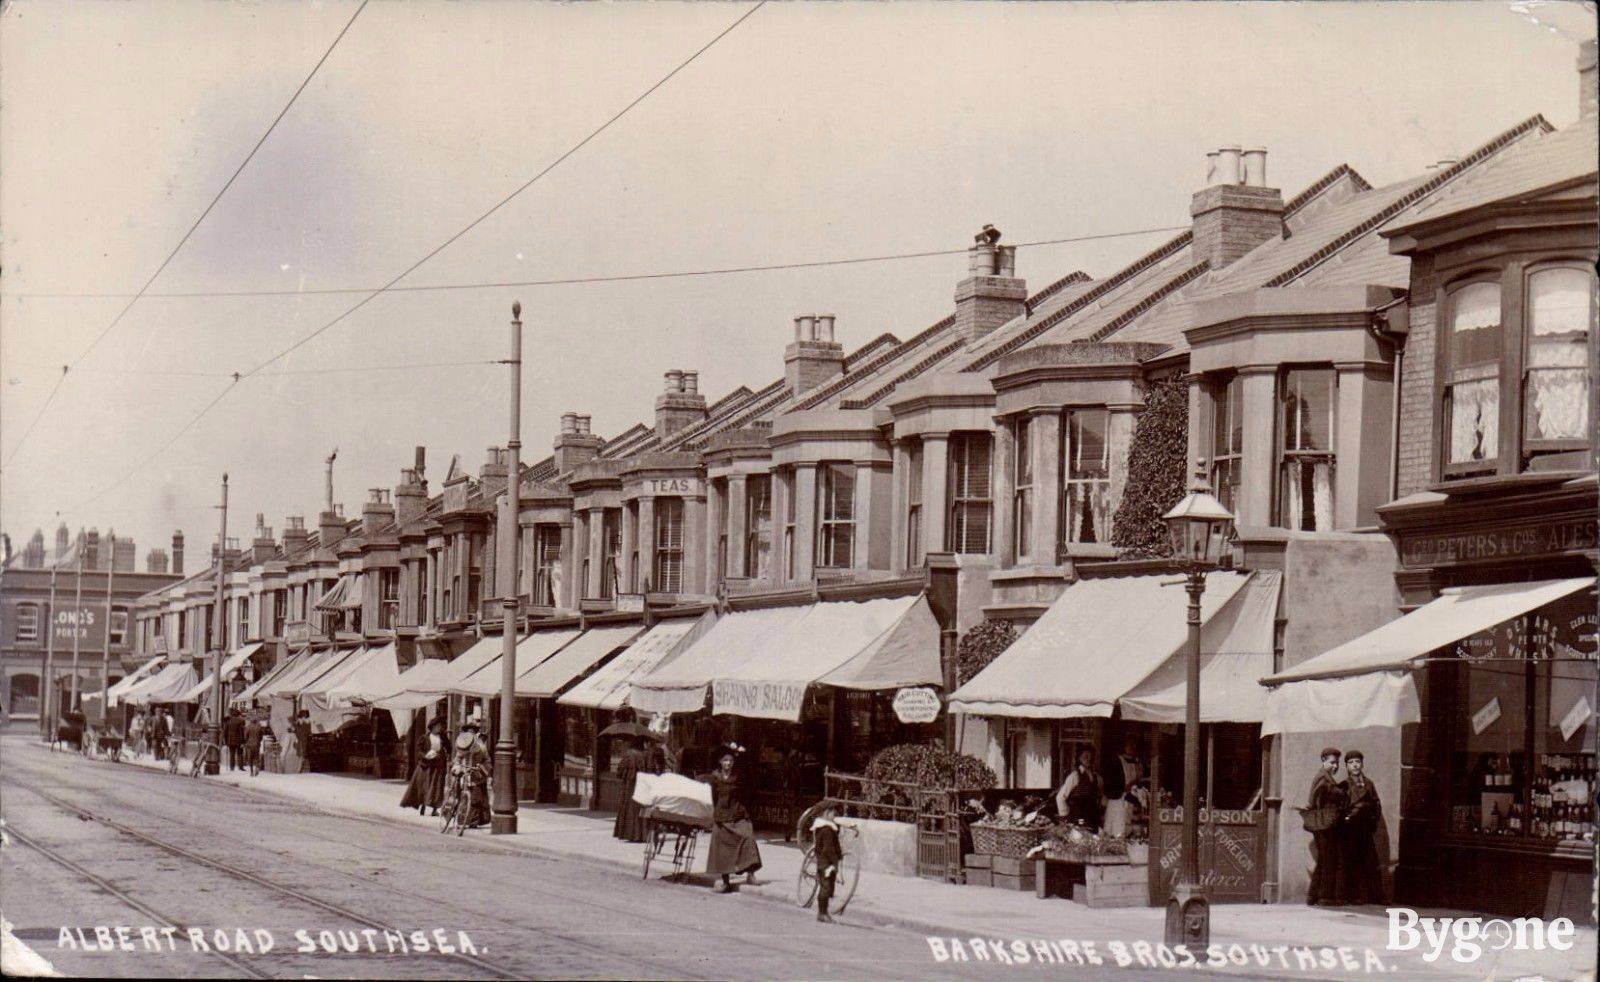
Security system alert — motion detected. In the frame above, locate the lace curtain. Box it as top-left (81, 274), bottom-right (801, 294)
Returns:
top-left (1449, 378), bottom-right (1499, 463)
top-left (1527, 269), bottom-right (1592, 442)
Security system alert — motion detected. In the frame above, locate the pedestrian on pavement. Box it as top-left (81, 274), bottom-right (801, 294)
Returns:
top-left (700, 746), bottom-right (761, 893)
top-left (810, 803), bottom-right (844, 924)
top-left (242, 712), bottom-right (263, 774)
top-left (224, 708), bottom-right (246, 770)
top-left (447, 719), bottom-right (490, 828)
top-left (128, 711), bottom-right (145, 757)
top-left (292, 711), bottom-right (312, 773)
top-left (1304, 746), bottom-right (1346, 906)
top-left (150, 708), bottom-right (170, 761)
top-left (1054, 749), bottom-right (1106, 829)
top-left (163, 708), bottom-right (176, 750)
top-left (611, 736), bottom-right (654, 843)
top-left (400, 717), bottom-right (448, 816)
top-left (1336, 750), bottom-right (1385, 905)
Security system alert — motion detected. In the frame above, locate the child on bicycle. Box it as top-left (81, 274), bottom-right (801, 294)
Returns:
top-left (811, 803), bottom-right (844, 924)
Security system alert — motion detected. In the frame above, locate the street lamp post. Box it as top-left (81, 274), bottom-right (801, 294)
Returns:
top-left (208, 474), bottom-right (229, 775)
top-left (1161, 462), bottom-right (1235, 949)
top-left (491, 301), bottom-right (523, 835)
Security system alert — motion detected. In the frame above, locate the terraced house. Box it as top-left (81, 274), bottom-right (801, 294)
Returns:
top-left (129, 38), bottom-right (1596, 919)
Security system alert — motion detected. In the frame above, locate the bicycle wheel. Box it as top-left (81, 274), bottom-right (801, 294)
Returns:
top-left (641, 828), bottom-right (655, 880)
top-left (795, 848), bottom-right (819, 908)
top-left (834, 848), bottom-right (862, 913)
top-left (457, 788), bottom-right (469, 836)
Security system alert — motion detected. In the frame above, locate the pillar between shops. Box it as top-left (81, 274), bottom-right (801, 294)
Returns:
top-left (637, 496), bottom-right (657, 592)
top-left (704, 482), bottom-right (725, 592)
top-left (619, 506), bottom-right (637, 593)
top-left (1030, 410), bottom-right (1062, 563)
top-left (992, 421), bottom-right (1016, 567)
top-left (727, 475), bottom-right (749, 581)
top-left (1237, 367), bottom-right (1278, 527)
top-left (1186, 378), bottom-right (1205, 479)
top-left (772, 470), bottom-right (792, 582)
top-left (557, 521), bottom-right (575, 608)
top-left (792, 464), bottom-right (818, 581)
top-left (921, 434), bottom-right (950, 557)
top-left (1334, 361), bottom-right (1393, 530)
top-left (584, 508), bottom-right (603, 599)
top-left (889, 441), bottom-right (911, 573)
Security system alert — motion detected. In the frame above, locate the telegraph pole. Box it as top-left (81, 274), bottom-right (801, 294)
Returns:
top-left (100, 528), bottom-right (116, 717)
top-left (69, 529), bottom-right (84, 712)
top-left (491, 301), bottom-right (523, 835)
top-left (40, 541), bottom-right (59, 741)
top-left (209, 474), bottom-right (229, 774)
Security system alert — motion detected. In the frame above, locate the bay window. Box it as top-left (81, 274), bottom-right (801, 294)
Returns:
top-left (1061, 409), bottom-right (1111, 545)
top-left (599, 509), bottom-right (621, 599)
top-left (1278, 368), bottom-right (1337, 531)
top-left (947, 432), bottom-right (992, 555)
top-left (782, 469), bottom-right (797, 578)
top-left (533, 525), bottom-right (562, 605)
top-left (816, 463), bottom-right (856, 569)
top-left (1211, 376), bottom-right (1243, 512)
top-left (654, 498), bottom-right (685, 593)
top-left (379, 568), bottom-right (399, 628)
top-left (716, 479), bottom-right (731, 577)
top-left (626, 502), bottom-right (640, 592)
top-left (905, 441), bottom-right (924, 566)
top-left (1013, 420), bottom-right (1032, 557)
top-left (1524, 266), bottom-right (1593, 452)
top-left (1443, 281), bottom-right (1503, 471)
top-left (745, 475), bottom-right (772, 579)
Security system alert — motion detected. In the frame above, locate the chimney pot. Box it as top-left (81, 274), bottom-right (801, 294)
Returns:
top-left (1242, 148), bottom-right (1267, 187)
top-left (682, 371), bottom-right (698, 394)
top-left (577, 414), bottom-right (591, 435)
top-left (665, 369), bottom-right (683, 392)
top-left (560, 411), bottom-right (578, 434)
top-left (1216, 145), bottom-right (1243, 185)
top-left (1205, 150), bottom-right (1221, 186)
top-left (813, 315), bottom-right (835, 343)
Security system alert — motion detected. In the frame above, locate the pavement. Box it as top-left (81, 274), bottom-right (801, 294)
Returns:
top-left (86, 742), bottom-right (1596, 981)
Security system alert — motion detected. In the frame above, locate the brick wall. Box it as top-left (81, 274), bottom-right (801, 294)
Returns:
top-left (953, 276), bottom-right (1026, 343)
top-left (1189, 185), bottom-right (1285, 269)
top-left (1396, 299), bottom-right (1436, 496)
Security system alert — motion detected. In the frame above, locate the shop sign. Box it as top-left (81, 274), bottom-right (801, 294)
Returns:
top-left (51, 607), bottom-right (100, 645)
top-left (614, 594), bottom-right (646, 613)
top-left (1399, 517), bottom-right (1597, 568)
top-left (1471, 697), bottom-right (1501, 735)
top-left (892, 687), bottom-right (941, 724)
top-left (640, 477), bottom-right (702, 497)
top-left (712, 679), bottom-right (806, 721)
top-left (1149, 808), bottom-right (1264, 904)
top-left (1559, 697), bottom-right (1592, 742)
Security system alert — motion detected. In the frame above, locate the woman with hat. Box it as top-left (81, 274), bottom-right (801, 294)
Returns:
top-left (611, 735), bottom-right (656, 843)
top-left (700, 745), bottom-right (762, 893)
top-left (445, 717), bottom-right (492, 829)
top-left (401, 717), bottom-right (449, 816)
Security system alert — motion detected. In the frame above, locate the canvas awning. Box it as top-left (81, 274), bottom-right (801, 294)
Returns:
top-left (175, 673), bottom-right (215, 704)
top-left (400, 633), bottom-right (522, 699)
top-left (312, 577), bottom-right (350, 612)
top-left (234, 649), bottom-right (309, 704)
top-left (323, 643), bottom-right (401, 704)
top-left (818, 596), bottom-right (943, 691)
top-left (83, 655), bottom-right (165, 707)
top-left (947, 572), bottom-right (1253, 719)
top-left (261, 650), bottom-right (345, 699)
top-left (450, 629), bottom-right (584, 698)
top-left (283, 647), bottom-right (365, 699)
top-left (301, 646), bottom-right (377, 700)
top-left (123, 662), bottom-right (199, 706)
top-left (516, 625), bottom-right (643, 700)
top-left (1261, 576), bottom-right (1595, 735)
top-left (631, 606), bottom-right (812, 715)
top-left (559, 614), bottom-right (711, 711)
top-left (368, 658), bottom-right (457, 712)
top-left (712, 595), bottom-right (924, 721)
top-left (172, 643), bottom-right (265, 704)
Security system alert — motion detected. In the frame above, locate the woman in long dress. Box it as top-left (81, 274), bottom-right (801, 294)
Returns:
top-left (700, 747), bottom-right (761, 893)
top-left (400, 718), bottom-right (448, 816)
top-left (611, 738), bottom-right (654, 843)
top-left (442, 720), bottom-right (491, 829)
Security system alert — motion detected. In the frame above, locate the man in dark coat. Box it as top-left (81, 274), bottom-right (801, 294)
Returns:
top-left (223, 709), bottom-right (246, 771)
top-left (811, 803), bottom-right (844, 924)
top-left (1306, 746), bottom-right (1346, 906)
top-left (242, 713), bottom-right (263, 774)
top-left (1337, 749), bottom-right (1384, 905)
top-left (149, 709), bottom-right (169, 761)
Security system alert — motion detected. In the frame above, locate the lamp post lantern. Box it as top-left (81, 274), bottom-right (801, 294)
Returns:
top-left (1161, 461), bottom-right (1234, 948)
top-left (491, 300), bottom-right (523, 835)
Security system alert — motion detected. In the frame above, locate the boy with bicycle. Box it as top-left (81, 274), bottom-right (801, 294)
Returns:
top-left (811, 803), bottom-right (844, 924)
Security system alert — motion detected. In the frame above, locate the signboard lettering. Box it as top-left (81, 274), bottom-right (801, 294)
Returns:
top-left (1471, 697), bottom-right (1501, 735)
top-left (1149, 809), bottom-right (1265, 904)
top-left (641, 477), bottom-right (702, 497)
top-left (51, 607), bottom-right (99, 644)
top-left (892, 687), bottom-right (941, 724)
top-left (1400, 517), bottom-right (1598, 568)
top-left (1559, 697), bottom-right (1593, 742)
top-left (712, 679), bottom-right (806, 721)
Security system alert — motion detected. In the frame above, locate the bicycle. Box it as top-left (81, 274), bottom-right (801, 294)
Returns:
top-left (440, 765), bottom-right (489, 837)
top-left (794, 806), bottom-right (861, 913)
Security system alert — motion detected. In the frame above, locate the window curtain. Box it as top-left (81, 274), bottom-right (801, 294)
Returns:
top-left (1449, 378), bottom-right (1500, 463)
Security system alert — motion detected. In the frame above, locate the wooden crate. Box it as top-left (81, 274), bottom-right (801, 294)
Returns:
top-left (964, 853), bottom-right (993, 870)
top-left (966, 868), bottom-right (994, 888)
top-left (992, 855), bottom-right (1033, 876)
top-left (1084, 880), bottom-right (1148, 908)
top-left (993, 871), bottom-right (1037, 892)
top-left (1086, 862), bottom-right (1144, 886)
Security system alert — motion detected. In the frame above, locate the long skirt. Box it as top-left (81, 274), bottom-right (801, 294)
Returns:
top-left (706, 819), bottom-right (762, 876)
top-left (465, 779), bottom-right (491, 827)
top-left (613, 794), bottom-right (647, 842)
top-left (400, 757), bottom-right (446, 810)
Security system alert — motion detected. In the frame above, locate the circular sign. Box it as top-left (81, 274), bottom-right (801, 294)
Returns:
top-left (892, 687), bottom-right (941, 724)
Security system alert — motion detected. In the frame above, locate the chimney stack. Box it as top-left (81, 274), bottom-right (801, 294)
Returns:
top-left (1580, 38), bottom-right (1597, 120)
top-left (171, 531), bottom-right (185, 575)
top-left (86, 529), bottom-right (101, 570)
top-left (1191, 145), bottom-right (1284, 269)
top-left (282, 516), bottom-right (310, 556)
top-left (362, 488), bottom-right (395, 534)
top-left (250, 514), bottom-right (277, 563)
top-left (394, 464), bottom-right (429, 526)
top-left (784, 315), bottom-right (847, 396)
top-left (478, 446), bottom-right (509, 496)
top-left (554, 410), bottom-right (603, 473)
top-left (954, 226), bottom-right (1027, 343)
top-left (112, 534), bottom-right (135, 572)
top-left (318, 504), bottom-right (347, 550)
top-left (146, 548), bottom-right (169, 574)
top-left (655, 370), bottom-right (708, 439)
top-left (55, 523), bottom-right (70, 558)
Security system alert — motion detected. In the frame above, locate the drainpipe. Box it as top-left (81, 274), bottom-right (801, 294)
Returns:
top-left (1367, 297), bottom-right (1410, 502)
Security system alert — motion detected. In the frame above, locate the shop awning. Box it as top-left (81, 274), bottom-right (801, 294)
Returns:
top-left (313, 577), bottom-right (350, 612)
top-left (559, 614), bottom-right (711, 711)
top-left (947, 572), bottom-right (1253, 719)
top-left (451, 629), bottom-right (584, 698)
top-left (219, 642), bottom-right (263, 680)
top-left (369, 658), bottom-right (457, 713)
top-left (260, 650), bottom-right (345, 699)
top-left (234, 649), bottom-right (310, 704)
top-left (175, 673), bottom-right (216, 704)
top-left (516, 625), bottom-right (643, 700)
top-left (818, 596), bottom-right (942, 691)
top-left (283, 647), bottom-right (366, 699)
top-left (323, 643), bottom-right (400, 704)
top-left (632, 606), bottom-right (812, 715)
top-left (171, 643), bottom-right (266, 704)
top-left (401, 633), bottom-right (519, 699)
top-left (301, 646), bottom-right (377, 700)
top-left (712, 595), bottom-right (924, 721)
top-left (123, 662), bottom-right (199, 706)
top-left (1261, 576), bottom-right (1595, 735)
top-left (83, 655), bottom-right (165, 707)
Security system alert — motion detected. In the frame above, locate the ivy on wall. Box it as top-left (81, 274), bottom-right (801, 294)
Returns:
top-left (956, 619), bottom-right (1019, 687)
top-left (1110, 374), bottom-right (1190, 559)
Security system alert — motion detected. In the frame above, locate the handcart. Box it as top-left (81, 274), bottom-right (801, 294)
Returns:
top-left (640, 807), bottom-right (708, 882)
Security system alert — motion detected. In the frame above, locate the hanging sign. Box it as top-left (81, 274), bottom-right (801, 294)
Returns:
top-left (1559, 697), bottom-right (1593, 742)
top-left (1471, 696), bottom-right (1501, 735)
top-left (892, 687), bottom-right (941, 724)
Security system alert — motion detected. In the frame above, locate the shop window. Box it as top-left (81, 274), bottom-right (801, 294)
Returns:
top-left (9, 673), bottom-right (40, 716)
top-left (15, 602), bottom-right (40, 642)
top-left (561, 706), bottom-right (596, 770)
top-left (1003, 719), bottom-right (1027, 788)
top-left (905, 441), bottom-right (924, 567)
top-left (1061, 409), bottom-right (1111, 545)
top-left (533, 525), bottom-right (563, 606)
top-left (1523, 266), bottom-right (1594, 455)
top-left (1277, 368), bottom-right (1337, 531)
top-left (715, 479), bottom-right (730, 578)
top-left (626, 502), bottom-right (640, 592)
top-left (947, 433), bottom-right (992, 555)
top-left (600, 509), bottom-right (621, 599)
top-left (745, 474), bottom-right (772, 579)
top-left (816, 462), bottom-right (856, 569)
top-left (781, 469), bottom-right (797, 579)
top-left (1211, 377), bottom-right (1243, 512)
top-left (1013, 419), bottom-right (1032, 557)
top-left (1442, 281), bottom-right (1503, 472)
top-left (111, 608), bottom-right (129, 646)
top-left (1446, 592), bottom-right (1597, 843)
top-left (653, 497), bottom-right (684, 594)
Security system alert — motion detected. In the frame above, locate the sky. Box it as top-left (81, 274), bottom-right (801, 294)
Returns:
top-left (1, 0), bottom-right (1596, 567)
